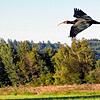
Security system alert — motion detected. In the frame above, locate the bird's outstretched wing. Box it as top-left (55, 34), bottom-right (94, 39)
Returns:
top-left (73, 8), bottom-right (92, 20)
top-left (73, 8), bottom-right (87, 18)
top-left (69, 21), bottom-right (91, 38)
top-left (70, 26), bottom-right (80, 38)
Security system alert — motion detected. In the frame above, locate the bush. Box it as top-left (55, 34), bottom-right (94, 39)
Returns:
top-left (85, 67), bottom-right (100, 83)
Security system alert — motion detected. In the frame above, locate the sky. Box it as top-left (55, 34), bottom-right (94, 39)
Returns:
top-left (0, 0), bottom-right (100, 45)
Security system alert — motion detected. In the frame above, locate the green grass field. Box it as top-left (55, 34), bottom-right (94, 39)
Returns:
top-left (0, 91), bottom-right (100, 100)
top-left (0, 95), bottom-right (100, 100)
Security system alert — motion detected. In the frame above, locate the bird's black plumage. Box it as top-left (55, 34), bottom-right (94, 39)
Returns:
top-left (74, 8), bottom-right (92, 20)
top-left (59, 8), bottom-right (100, 38)
top-left (73, 8), bottom-right (87, 18)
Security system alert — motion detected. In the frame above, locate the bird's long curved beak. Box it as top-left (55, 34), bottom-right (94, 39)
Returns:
top-left (57, 22), bottom-right (64, 26)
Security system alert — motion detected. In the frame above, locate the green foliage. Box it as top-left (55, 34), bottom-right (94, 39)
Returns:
top-left (95, 60), bottom-right (100, 68)
top-left (0, 38), bottom-right (99, 87)
top-left (86, 60), bottom-right (100, 83)
top-left (39, 73), bottom-right (54, 85)
top-left (0, 59), bottom-right (11, 87)
top-left (0, 42), bottom-right (18, 86)
top-left (26, 47), bottom-right (46, 85)
top-left (86, 67), bottom-right (100, 83)
top-left (53, 39), bottom-right (95, 84)
top-left (71, 39), bottom-right (95, 83)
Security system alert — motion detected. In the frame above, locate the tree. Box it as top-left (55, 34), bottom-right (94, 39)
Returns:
top-left (26, 47), bottom-right (48, 85)
top-left (52, 45), bottom-right (73, 84)
top-left (53, 39), bottom-right (95, 84)
top-left (86, 67), bottom-right (100, 83)
top-left (0, 58), bottom-right (11, 87)
top-left (38, 47), bottom-right (56, 85)
top-left (16, 41), bottom-right (32, 84)
top-left (95, 60), bottom-right (100, 68)
top-left (0, 42), bottom-right (18, 86)
top-left (85, 60), bottom-right (100, 83)
top-left (71, 39), bottom-right (95, 83)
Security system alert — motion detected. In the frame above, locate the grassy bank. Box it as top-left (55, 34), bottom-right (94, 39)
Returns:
top-left (0, 84), bottom-right (100, 99)
top-left (0, 93), bottom-right (100, 100)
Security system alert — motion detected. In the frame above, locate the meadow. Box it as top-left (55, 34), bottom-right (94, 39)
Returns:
top-left (0, 84), bottom-right (100, 99)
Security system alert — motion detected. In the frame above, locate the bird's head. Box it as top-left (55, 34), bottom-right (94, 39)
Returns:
top-left (57, 21), bottom-right (68, 26)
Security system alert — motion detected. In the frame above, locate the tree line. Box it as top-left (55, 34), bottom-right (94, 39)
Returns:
top-left (0, 38), bottom-right (99, 87)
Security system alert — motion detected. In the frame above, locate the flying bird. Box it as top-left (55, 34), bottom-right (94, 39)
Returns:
top-left (58, 8), bottom-right (100, 38)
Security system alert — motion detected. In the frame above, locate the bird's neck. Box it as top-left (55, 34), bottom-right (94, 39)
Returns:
top-left (67, 19), bottom-right (77, 24)
top-left (67, 21), bottom-right (75, 24)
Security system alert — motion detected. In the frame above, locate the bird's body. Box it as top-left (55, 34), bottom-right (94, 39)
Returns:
top-left (58, 8), bottom-right (100, 38)
top-left (70, 18), bottom-right (92, 38)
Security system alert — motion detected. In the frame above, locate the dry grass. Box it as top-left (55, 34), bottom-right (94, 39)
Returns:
top-left (0, 84), bottom-right (100, 95)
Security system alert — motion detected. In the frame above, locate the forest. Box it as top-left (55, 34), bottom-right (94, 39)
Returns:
top-left (0, 38), bottom-right (100, 87)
